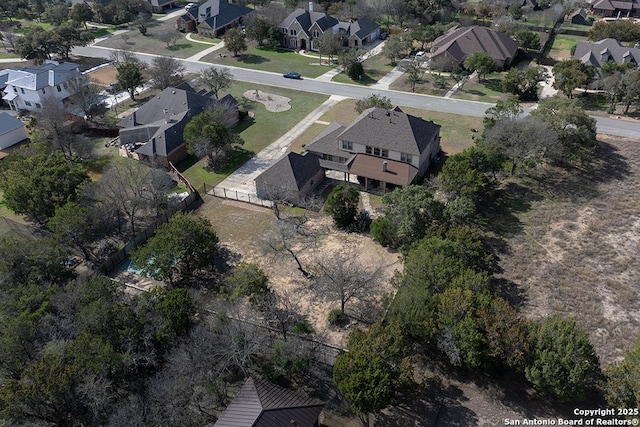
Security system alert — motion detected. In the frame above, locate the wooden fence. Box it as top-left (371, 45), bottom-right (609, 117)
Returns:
top-left (209, 186), bottom-right (274, 208)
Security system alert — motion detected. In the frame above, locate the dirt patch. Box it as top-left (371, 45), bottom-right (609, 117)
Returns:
top-left (86, 65), bottom-right (118, 86)
top-left (243, 89), bottom-right (291, 112)
top-left (496, 134), bottom-right (640, 365)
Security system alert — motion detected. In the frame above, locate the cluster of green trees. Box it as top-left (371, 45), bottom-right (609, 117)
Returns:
top-left (1, 0), bottom-right (151, 25)
top-left (588, 20), bottom-right (640, 43)
top-left (0, 235), bottom-right (195, 425)
top-left (332, 94), bottom-right (640, 420)
top-left (15, 23), bottom-right (93, 62)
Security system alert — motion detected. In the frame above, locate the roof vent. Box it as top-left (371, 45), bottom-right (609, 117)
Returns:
top-left (382, 160), bottom-right (388, 172)
top-left (289, 420), bottom-right (297, 425)
top-left (172, 90), bottom-right (176, 94)
top-left (385, 111), bottom-right (390, 116)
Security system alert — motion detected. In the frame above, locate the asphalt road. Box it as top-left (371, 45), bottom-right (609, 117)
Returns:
top-left (73, 45), bottom-right (640, 138)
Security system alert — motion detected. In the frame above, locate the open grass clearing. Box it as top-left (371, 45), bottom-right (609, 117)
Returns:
top-left (96, 20), bottom-right (208, 58)
top-left (452, 72), bottom-right (511, 103)
top-left (548, 34), bottom-right (588, 61)
top-left (0, 51), bottom-right (19, 59)
top-left (494, 134), bottom-right (640, 366)
top-left (176, 81), bottom-right (328, 189)
top-left (201, 44), bottom-right (334, 78)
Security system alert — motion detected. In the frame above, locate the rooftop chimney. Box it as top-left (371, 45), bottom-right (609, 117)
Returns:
top-left (132, 111), bottom-right (137, 125)
top-left (163, 108), bottom-right (170, 124)
top-left (382, 160), bottom-right (388, 172)
top-left (309, 1), bottom-right (313, 12)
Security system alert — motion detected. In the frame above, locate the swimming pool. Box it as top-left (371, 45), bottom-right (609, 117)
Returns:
top-left (116, 257), bottom-right (144, 275)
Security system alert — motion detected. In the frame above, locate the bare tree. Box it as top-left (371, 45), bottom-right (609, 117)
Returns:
top-left (93, 161), bottom-right (173, 237)
top-left (207, 99), bottom-right (239, 129)
top-left (312, 246), bottom-right (383, 315)
top-left (263, 216), bottom-right (318, 278)
top-left (158, 31), bottom-right (180, 49)
top-left (68, 77), bottom-right (104, 121)
top-left (148, 56), bottom-right (186, 90)
top-left (198, 67), bottom-right (232, 99)
top-left (109, 46), bottom-right (144, 68)
top-left (256, 288), bottom-right (303, 341)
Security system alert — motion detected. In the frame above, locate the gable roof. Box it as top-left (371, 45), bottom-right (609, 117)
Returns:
top-left (255, 152), bottom-right (321, 194)
top-left (0, 112), bottom-right (24, 136)
top-left (118, 83), bottom-right (214, 128)
top-left (338, 107), bottom-right (441, 155)
top-left (214, 377), bottom-right (324, 427)
top-left (280, 8), bottom-right (339, 35)
top-left (573, 38), bottom-right (640, 68)
top-left (432, 25), bottom-right (519, 66)
top-left (348, 16), bottom-right (379, 39)
top-left (569, 8), bottom-right (588, 20)
top-left (200, 1), bottom-right (253, 29)
top-left (3, 61), bottom-right (80, 91)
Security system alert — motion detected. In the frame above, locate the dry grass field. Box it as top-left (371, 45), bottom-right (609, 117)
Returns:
top-left (495, 134), bottom-right (640, 365)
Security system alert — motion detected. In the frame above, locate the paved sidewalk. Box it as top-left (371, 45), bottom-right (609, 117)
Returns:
top-left (315, 66), bottom-right (343, 81)
top-left (444, 71), bottom-right (477, 98)
top-left (211, 95), bottom-right (346, 197)
top-left (186, 33), bottom-right (217, 45)
top-left (186, 41), bottom-right (226, 62)
top-left (0, 58), bottom-right (26, 63)
top-left (157, 8), bottom-right (188, 21)
top-left (371, 64), bottom-right (405, 90)
top-left (538, 65), bottom-right (558, 99)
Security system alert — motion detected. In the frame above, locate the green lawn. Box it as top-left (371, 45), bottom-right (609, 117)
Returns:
top-left (190, 34), bottom-right (222, 44)
top-left (452, 72), bottom-right (510, 103)
top-left (96, 20), bottom-right (209, 58)
top-left (332, 53), bottom-right (394, 85)
top-left (201, 45), bottom-right (334, 78)
top-left (0, 52), bottom-right (19, 59)
top-left (390, 70), bottom-right (454, 96)
top-left (176, 81), bottom-right (329, 189)
top-left (548, 34), bottom-right (588, 61)
top-left (287, 122), bottom-right (326, 154)
top-left (13, 18), bottom-right (55, 32)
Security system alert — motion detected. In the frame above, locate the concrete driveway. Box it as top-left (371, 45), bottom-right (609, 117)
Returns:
top-left (211, 95), bottom-right (345, 198)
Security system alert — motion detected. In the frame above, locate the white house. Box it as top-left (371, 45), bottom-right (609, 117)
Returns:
top-left (1, 61), bottom-right (82, 113)
top-left (0, 112), bottom-right (28, 150)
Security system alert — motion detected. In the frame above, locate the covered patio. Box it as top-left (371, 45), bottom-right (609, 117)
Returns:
top-left (349, 154), bottom-right (418, 193)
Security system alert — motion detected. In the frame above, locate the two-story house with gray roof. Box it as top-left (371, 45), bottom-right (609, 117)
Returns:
top-left (176, 0), bottom-right (252, 37)
top-left (118, 83), bottom-right (238, 167)
top-left (573, 38), bottom-right (640, 70)
top-left (1, 61), bottom-right (82, 113)
top-left (280, 2), bottom-right (380, 51)
top-left (304, 107), bottom-right (441, 192)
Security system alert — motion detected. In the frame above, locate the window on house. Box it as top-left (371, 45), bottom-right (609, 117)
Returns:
top-left (63, 83), bottom-right (68, 89)
top-left (341, 140), bottom-right (353, 150)
top-left (323, 154), bottom-right (334, 161)
top-left (373, 147), bottom-right (380, 156)
top-left (401, 153), bottom-right (413, 163)
top-left (20, 88), bottom-right (25, 94)
top-left (25, 101), bottom-right (32, 106)
top-left (35, 103), bottom-right (41, 108)
top-left (338, 156), bottom-right (347, 163)
top-left (381, 149), bottom-right (388, 158)
top-left (205, 6), bottom-right (211, 16)
top-left (57, 85), bottom-right (62, 92)
top-left (366, 145), bottom-right (372, 154)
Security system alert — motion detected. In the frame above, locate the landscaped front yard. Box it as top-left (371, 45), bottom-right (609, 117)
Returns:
top-left (332, 52), bottom-right (394, 85)
top-left (201, 44), bottom-right (334, 78)
top-left (176, 81), bottom-right (329, 190)
top-left (548, 34), bottom-right (588, 61)
top-left (452, 72), bottom-right (511, 103)
top-left (390, 69), bottom-right (454, 96)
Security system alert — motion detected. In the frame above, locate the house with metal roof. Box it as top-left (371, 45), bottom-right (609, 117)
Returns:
top-left (430, 25), bottom-right (520, 71)
top-left (0, 112), bottom-right (28, 150)
top-left (176, 0), bottom-right (253, 37)
top-left (118, 83), bottom-right (238, 167)
top-left (573, 38), bottom-right (640, 69)
top-left (213, 377), bottom-right (325, 427)
top-left (280, 2), bottom-right (380, 50)
top-left (305, 107), bottom-right (441, 192)
top-left (1, 61), bottom-right (82, 113)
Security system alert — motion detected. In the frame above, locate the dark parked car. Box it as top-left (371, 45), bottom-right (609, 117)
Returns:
top-left (283, 71), bottom-right (302, 79)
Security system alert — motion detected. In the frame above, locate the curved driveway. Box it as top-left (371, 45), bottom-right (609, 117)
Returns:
top-left (72, 45), bottom-right (640, 138)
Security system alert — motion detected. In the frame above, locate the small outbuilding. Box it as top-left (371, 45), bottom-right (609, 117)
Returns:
top-left (0, 112), bottom-right (28, 150)
top-left (568, 9), bottom-right (590, 25)
top-left (213, 376), bottom-right (325, 427)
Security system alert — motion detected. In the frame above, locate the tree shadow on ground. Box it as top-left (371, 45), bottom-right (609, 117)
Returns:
top-left (377, 376), bottom-right (478, 427)
top-left (168, 43), bottom-right (193, 51)
top-left (214, 244), bottom-right (242, 273)
top-left (481, 181), bottom-right (540, 238)
top-left (235, 54), bottom-right (269, 64)
top-left (483, 78), bottom-right (505, 93)
top-left (519, 140), bottom-right (630, 203)
top-left (462, 89), bottom-right (486, 96)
